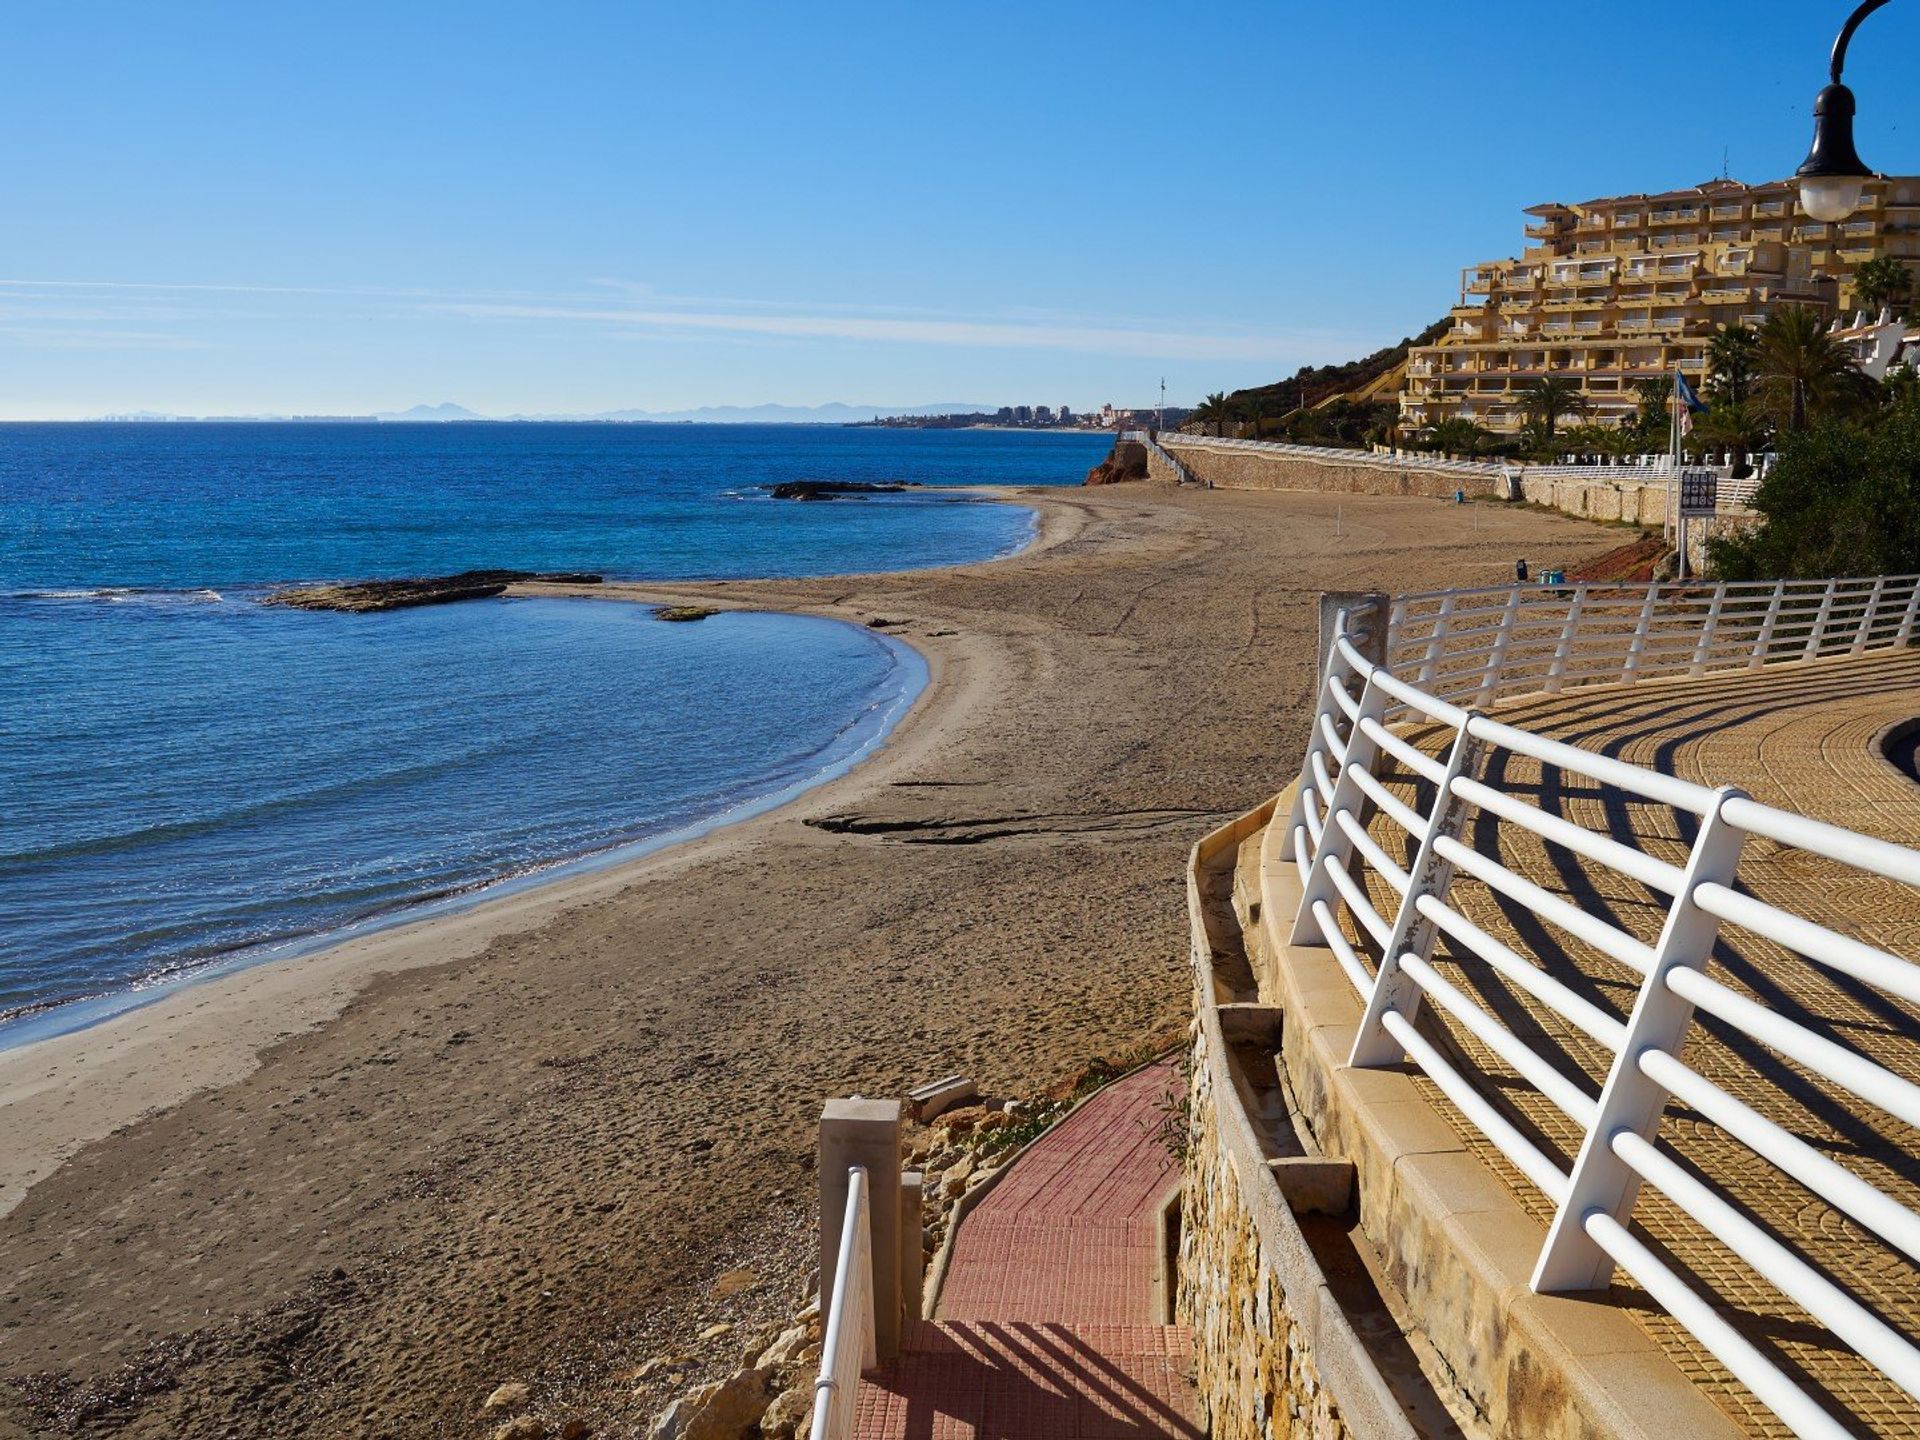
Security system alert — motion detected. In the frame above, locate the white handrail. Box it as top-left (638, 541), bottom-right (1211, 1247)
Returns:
top-left (1162, 431), bottom-right (1507, 478)
top-left (1282, 583), bottom-right (1920, 1438)
top-left (811, 1166), bottom-right (877, 1440)
top-left (1382, 575), bottom-right (1920, 712)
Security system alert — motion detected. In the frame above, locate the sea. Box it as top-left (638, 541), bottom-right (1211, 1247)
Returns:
top-left (0, 422), bottom-right (1108, 1041)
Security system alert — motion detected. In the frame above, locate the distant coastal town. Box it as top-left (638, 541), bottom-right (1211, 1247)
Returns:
top-left (853, 402), bottom-right (1194, 431)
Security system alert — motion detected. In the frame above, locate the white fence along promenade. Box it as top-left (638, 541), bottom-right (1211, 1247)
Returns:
top-left (1281, 576), bottom-right (1920, 1439)
top-left (812, 1165), bottom-right (877, 1440)
top-left (1385, 574), bottom-right (1920, 712)
top-left (1163, 432), bottom-right (1506, 479)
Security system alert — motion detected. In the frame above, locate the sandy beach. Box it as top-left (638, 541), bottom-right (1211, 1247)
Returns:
top-left (0, 479), bottom-right (1618, 1438)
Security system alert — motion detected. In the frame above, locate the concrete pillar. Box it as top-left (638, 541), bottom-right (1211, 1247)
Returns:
top-left (1316, 591), bottom-right (1390, 681)
top-left (900, 1171), bottom-right (925, 1324)
top-left (819, 1097), bottom-right (903, 1361)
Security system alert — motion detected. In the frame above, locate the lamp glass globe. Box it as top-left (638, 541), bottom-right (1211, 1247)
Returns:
top-left (1800, 176), bottom-right (1865, 223)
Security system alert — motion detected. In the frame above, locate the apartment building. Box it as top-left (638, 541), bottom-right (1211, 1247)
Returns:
top-left (1401, 175), bottom-right (1920, 434)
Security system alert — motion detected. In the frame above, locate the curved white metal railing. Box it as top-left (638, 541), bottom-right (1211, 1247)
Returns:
top-left (1163, 432), bottom-right (1506, 479)
top-left (1385, 574), bottom-right (1920, 713)
top-left (811, 1166), bottom-right (877, 1440)
top-left (1282, 586), bottom-right (1920, 1440)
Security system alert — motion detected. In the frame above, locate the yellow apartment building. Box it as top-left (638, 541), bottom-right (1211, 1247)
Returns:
top-left (1400, 176), bottom-right (1920, 435)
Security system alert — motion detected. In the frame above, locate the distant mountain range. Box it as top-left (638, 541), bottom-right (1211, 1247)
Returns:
top-left (379, 401), bottom-right (996, 424)
top-left (87, 400), bottom-right (1001, 424)
top-left (80, 403), bottom-right (998, 426)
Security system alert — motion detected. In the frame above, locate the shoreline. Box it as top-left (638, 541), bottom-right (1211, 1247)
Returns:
top-left (0, 485), bottom-right (1082, 1218)
top-left (0, 479), bottom-right (1623, 1438)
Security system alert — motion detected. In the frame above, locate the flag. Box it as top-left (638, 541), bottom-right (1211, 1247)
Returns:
top-left (1675, 370), bottom-right (1706, 437)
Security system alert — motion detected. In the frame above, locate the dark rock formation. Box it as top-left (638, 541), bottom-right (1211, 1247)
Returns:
top-left (1084, 440), bottom-right (1148, 487)
top-left (767, 481), bottom-right (914, 501)
top-left (263, 569), bottom-right (604, 613)
top-left (654, 606), bottom-right (720, 623)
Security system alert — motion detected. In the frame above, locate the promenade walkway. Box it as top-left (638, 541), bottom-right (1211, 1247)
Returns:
top-left (1364, 650), bottom-right (1920, 1437)
top-left (854, 1061), bottom-right (1203, 1439)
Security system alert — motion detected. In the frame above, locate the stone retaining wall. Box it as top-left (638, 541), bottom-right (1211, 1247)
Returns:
top-left (1163, 440), bottom-right (1500, 502)
top-left (1179, 804), bottom-right (1415, 1440)
top-left (1164, 441), bottom-right (1762, 575)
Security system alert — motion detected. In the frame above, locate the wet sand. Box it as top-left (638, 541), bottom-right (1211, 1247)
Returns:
top-left (0, 481), bottom-right (1618, 1437)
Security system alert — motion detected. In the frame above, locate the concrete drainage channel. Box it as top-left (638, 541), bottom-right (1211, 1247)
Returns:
top-left (1183, 803), bottom-right (1481, 1440)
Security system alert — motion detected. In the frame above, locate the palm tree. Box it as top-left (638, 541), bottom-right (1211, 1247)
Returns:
top-left (1194, 392), bottom-right (1233, 437)
top-left (1519, 376), bottom-right (1587, 447)
top-left (1756, 305), bottom-right (1861, 432)
top-left (1852, 255), bottom-right (1915, 318)
top-left (1426, 416), bottom-right (1489, 457)
top-left (1705, 323), bottom-right (1760, 407)
top-left (1692, 401), bottom-right (1771, 478)
top-left (1243, 394), bottom-right (1272, 440)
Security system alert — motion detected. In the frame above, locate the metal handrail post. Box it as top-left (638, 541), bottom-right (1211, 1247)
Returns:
top-left (1532, 788), bottom-right (1750, 1292)
top-left (1349, 712), bottom-right (1487, 1066)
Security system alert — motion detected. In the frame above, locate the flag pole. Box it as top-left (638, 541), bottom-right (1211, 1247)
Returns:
top-left (1667, 367), bottom-right (1679, 547)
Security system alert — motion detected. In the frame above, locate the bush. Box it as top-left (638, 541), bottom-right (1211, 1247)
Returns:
top-left (1708, 408), bottom-right (1920, 580)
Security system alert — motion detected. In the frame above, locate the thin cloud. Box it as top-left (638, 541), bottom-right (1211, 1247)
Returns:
top-left (0, 276), bottom-right (1365, 364)
top-left (435, 299), bottom-right (1341, 363)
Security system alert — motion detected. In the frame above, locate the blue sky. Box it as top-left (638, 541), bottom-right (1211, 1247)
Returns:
top-left (1, 0), bottom-right (1913, 418)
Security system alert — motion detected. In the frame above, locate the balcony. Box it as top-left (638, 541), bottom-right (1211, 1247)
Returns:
top-left (1651, 206), bottom-right (1702, 224)
top-left (1613, 213), bottom-right (1643, 228)
top-left (1524, 220), bottom-right (1563, 239)
top-left (1754, 199), bottom-right (1788, 216)
top-left (1709, 205), bottom-right (1746, 220)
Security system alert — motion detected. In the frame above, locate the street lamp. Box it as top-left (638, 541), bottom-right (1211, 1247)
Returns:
top-left (1795, 0), bottom-right (1895, 222)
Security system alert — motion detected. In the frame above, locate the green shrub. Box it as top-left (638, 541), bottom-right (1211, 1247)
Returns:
top-left (1709, 408), bottom-right (1920, 579)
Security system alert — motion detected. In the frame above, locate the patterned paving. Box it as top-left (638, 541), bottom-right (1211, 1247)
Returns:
top-left (854, 1061), bottom-right (1201, 1438)
top-left (1344, 650), bottom-right (1920, 1437)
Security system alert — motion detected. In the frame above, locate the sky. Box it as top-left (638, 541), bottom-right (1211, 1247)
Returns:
top-left (1, 0), bottom-right (1915, 419)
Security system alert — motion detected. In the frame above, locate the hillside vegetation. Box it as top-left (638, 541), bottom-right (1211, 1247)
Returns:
top-left (1192, 317), bottom-right (1449, 446)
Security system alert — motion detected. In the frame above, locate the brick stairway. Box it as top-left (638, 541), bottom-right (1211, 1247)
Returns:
top-left (853, 1061), bottom-right (1203, 1439)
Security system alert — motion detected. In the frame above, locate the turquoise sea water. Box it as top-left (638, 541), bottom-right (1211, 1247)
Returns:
top-left (0, 422), bottom-right (1107, 1035)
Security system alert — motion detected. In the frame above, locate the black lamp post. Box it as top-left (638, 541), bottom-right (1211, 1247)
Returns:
top-left (1795, 0), bottom-right (1895, 221)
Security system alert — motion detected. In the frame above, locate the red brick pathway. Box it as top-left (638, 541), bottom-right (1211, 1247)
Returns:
top-left (853, 1060), bottom-right (1204, 1438)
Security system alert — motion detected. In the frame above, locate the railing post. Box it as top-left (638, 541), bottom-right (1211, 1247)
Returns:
top-left (1530, 787), bottom-right (1750, 1293)
top-left (1349, 712), bottom-right (1486, 1067)
top-left (1474, 588), bottom-right (1524, 708)
top-left (1289, 668), bottom-right (1389, 945)
top-left (1749, 580), bottom-right (1786, 669)
top-left (1897, 576), bottom-right (1920, 646)
top-left (1620, 584), bottom-right (1660, 683)
top-left (1851, 576), bottom-right (1887, 655)
top-left (1803, 579), bottom-right (1837, 660)
top-left (1416, 594), bottom-right (1456, 690)
top-left (819, 1098), bottom-right (903, 1360)
top-left (1280, 649), bottom-right (1354, 863)
top-left (1687, 583), bottom-right (1726, 676)
top-left (1543, 585), bottom-right (1586, 694)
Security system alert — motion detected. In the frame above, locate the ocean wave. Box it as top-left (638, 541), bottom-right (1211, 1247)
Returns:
top-left (6, 585), bottom-right (225, 605)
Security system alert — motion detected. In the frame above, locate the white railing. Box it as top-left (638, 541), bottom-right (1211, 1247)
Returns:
top-left (1280, 588), bottom-right (1920, 1439)
top-left (811, 1166), bottom-right (877, 1440)
top-left (1504, 459), bottom-right (1773, 509)
top-left (1385, 575), bottom-right (1920, 713)
top-left (1164, 432), bottom-right (1506, 479)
